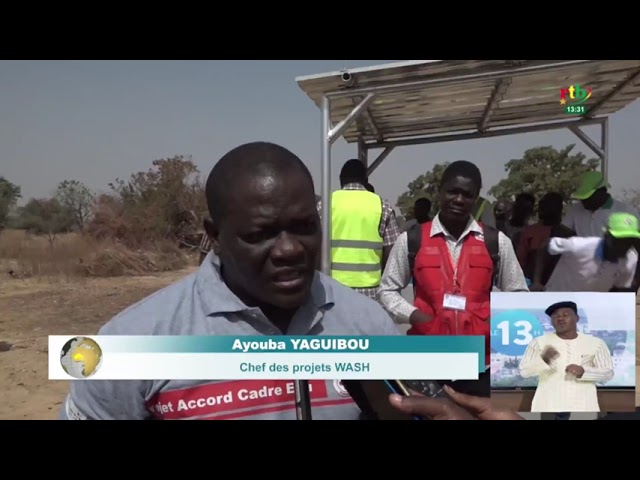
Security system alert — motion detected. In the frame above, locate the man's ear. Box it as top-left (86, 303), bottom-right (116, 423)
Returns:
top-left (204, 217), bottom-right (221, 255)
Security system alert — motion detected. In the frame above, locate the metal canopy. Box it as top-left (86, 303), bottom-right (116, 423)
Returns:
top-left (297, 59), bottom-right (640, 145)
top-left (295, 60), bottom-right (640, 275)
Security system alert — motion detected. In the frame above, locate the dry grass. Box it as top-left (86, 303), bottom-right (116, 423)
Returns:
top-left (0, 229), bottom-right (196, 279)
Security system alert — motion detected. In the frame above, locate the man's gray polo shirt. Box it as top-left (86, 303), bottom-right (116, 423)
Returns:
top-left (59, 253), bottom-right (400, 420)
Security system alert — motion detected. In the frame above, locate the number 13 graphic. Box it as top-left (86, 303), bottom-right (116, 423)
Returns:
top-left (497, 320), bottom-right (532, 345)
top-left (490, 310), bottom-right (544, 357)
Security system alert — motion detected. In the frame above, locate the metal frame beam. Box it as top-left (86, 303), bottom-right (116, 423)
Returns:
top-left (479, 78), bottom-right (511, 133)
top-left (365, 117), bottom-right (605, 149)
top-left (585, 68), bottom-right (640, 118)
top-left (366, 147), bottom-right (394, 176)
top-left (324, 60), bottom-right (592, 100)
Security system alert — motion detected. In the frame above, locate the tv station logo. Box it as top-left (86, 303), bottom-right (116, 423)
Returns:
top-left (560, 84), bottom-right (592, 115)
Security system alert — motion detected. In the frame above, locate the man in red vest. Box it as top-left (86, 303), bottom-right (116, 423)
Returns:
top-left (378, 161), bottom-right (529, 397)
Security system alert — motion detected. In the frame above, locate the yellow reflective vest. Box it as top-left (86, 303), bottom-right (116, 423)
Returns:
top-left (330, 189), bottom-right (384, 288)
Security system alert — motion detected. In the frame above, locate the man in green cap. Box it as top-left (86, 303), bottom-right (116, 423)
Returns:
top-left (543, 212), bottom-right (640, 293)
top-left (562, 171), bottom-right (640, 238)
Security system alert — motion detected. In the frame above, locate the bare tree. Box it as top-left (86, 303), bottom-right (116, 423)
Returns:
top-left (55, 180), bottom-right (95, 230)
top-left (0, 176), bottom-right (21, 226)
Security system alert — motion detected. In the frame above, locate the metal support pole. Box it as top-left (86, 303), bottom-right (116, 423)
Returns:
top-left (568, 125), bottom-right (605, 159)
top-left (357, 138), bottom-right (368, 168)
top-left (566, 117), bottom-right (610, 182)
top-left (328, 93), bottom-right (375, 144)
top-left (601, 117), bottom-right (609, 182)
top-left (320, 95), bottom-right (332, 276)
top-left (366, 146), bottom-right (395, 176)
top-left (292, 95), bottom-right (333, 421)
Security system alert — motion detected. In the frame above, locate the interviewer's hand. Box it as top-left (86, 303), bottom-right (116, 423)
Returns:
top-left (389, 385), bottom-right (524, 420)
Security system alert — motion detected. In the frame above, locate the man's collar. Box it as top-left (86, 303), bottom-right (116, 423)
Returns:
top-left (430, 213), bottom-right (482, 239)
top-left (195, 252), bottom-right (334, 316)
top-left (342, 182), bottom-right (366, 190)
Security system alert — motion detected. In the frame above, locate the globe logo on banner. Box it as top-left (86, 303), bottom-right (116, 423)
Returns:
top-left (60, 336), bottom-right (103, 379)
top-left (491, 310), bottom-right (544, 357)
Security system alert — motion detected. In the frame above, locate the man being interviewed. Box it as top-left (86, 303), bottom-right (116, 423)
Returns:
top-left (57, 142), bottom-right (401, 421)
top-left (378, 161), bottom-right (529, 397)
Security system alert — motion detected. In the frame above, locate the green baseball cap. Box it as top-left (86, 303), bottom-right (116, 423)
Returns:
top-left (572, 171), bottom-right (608, 200)
top-left (606, 213), bottom-right (640, 239)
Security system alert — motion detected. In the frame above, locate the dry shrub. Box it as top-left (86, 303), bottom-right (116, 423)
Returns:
top-left (1, 156), bottom-right (206, 280)
top-left (82, 240), bottom-right (189, 277)
top-left (0, 229), bottom-right (194, 279)
top-left (85, 194), bottom-right (131, 242)
top-left (86, 156), bottom-right (207, 250)
top-left (0, 229), bottom-right (93, 278)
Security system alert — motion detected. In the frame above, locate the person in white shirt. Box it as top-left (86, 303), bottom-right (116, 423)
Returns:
top-left (519, 301), bottom-right (614, 413)
top-left (562, 171), bottom-right (640, 238)
top-left (542, 212), bottom-right (640, 293)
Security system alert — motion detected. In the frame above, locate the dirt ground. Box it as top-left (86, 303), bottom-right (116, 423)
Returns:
top-left (0, 268), bottom-right (196, 420)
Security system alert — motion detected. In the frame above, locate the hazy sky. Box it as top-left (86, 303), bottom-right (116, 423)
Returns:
top-left (2, 60), bottom-right (638, 207)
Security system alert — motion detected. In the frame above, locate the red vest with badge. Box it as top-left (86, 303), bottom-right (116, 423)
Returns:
top-left (408, 221), bottom-right (492, 365)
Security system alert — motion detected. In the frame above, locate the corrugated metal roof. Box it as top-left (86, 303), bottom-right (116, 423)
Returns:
top-left (295, 60), bottom-right (640, 145)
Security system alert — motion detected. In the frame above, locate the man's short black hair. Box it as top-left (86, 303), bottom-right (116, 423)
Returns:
top-left (340, 159), bottom-right (367, 184)
top-left (415, 197), bottom-right (431, 208)
top-left (515, 192), bottom-right (535, 204)
top-left (440, 160), bottom-right (482, 191)
top-left (540, 192), bottom-right (563, 208)
top-left (205, 142), bottom-right (313, 223)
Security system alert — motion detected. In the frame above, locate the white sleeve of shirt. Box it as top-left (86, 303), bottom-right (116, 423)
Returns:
top-left (549, 236), bottom-right (604, 256)
top-left (496, 231), bottom-right (529, 291)
top-left (614, 248), bottom-right (639, 288)
top-left (547, 237), bottom-right (574, 255)
top-left (519, 337), bottom-right (557, 378)
top-left (377, 232), bottom-right (417, 322)
top-left (577, 339), bottom-right (614, 383)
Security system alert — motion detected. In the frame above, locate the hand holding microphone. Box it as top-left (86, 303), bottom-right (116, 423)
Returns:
top-left (389, 385), bottom-right (525, 421)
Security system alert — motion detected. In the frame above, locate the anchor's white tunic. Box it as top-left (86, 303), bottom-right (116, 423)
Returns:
top-left (519, 333), bottom-right (614, 412)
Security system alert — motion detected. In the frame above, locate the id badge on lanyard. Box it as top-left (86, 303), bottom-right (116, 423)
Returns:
top-left (443, 293), bottom-right (466, 311)
top-left (443, 245), bottom-right (466, 311)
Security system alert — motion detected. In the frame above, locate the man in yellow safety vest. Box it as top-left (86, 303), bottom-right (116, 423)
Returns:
top-left (320, 159), bottom-right (400, 301)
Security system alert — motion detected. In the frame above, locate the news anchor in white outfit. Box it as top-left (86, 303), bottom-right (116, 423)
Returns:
top-left (519, 301), bottom-right (614, 413)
